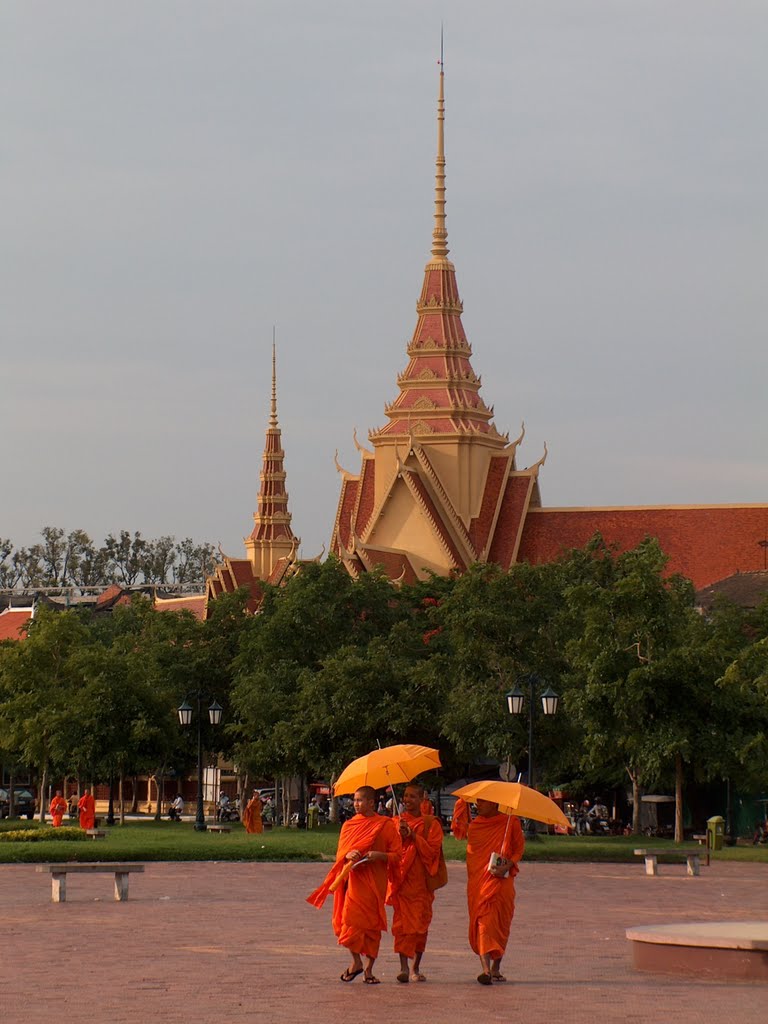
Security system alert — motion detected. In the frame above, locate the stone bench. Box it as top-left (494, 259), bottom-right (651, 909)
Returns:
top-left (207, 824), bottom-right (232, 834)
top-left (36, 863), bottom-right (144, 903)
top-left (634, 847), bottom-right (701, 876)
top-left (85, 829), bottom-right (107, 840)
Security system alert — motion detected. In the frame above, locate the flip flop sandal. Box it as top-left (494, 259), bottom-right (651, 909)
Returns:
top-left (491, 974), bottom-right (507, 983)
top-left (363, 975), bottom-right (381, 985)
top-left (340, 968), bottom-right (363, 982)
top-left (477, 973), bottom-right (493, 986)
top-left (396, 972), bottom-right (410, 983)
top-left (410, 972), bottom-right (427, 982)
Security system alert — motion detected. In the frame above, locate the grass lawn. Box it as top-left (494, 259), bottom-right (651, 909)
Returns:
top-left (2, 818), bottom-right (768, 865)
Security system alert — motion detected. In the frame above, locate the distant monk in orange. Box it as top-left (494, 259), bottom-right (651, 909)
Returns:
top-left (77, 789), bottom-right (96, 830)
top-left (451, 797), bottom-right (470, 840)
top-left (243, 790), bottom-right (263, 834)
top-left (390, 783), bottom-right (443, 983)
top-left (465, 798), bottom-right (524, 985)
top-left (49, 790), bottom-right (67, 828)
top-left (307, 785), bottom-right (401, 985)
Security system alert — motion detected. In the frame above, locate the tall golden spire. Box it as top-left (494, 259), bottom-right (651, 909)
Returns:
top-left (431, 30), bottom-right (449, 263)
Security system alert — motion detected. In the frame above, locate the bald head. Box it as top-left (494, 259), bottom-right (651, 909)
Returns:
top-left (353, 787), bottom-right (377, 816)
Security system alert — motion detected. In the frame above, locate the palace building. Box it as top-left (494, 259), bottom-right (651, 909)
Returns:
top-left (330, 65), bottom-right (767, 590)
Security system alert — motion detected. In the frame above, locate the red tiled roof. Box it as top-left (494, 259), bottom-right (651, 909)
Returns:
top-left (0, 608), bottom-right (33, 641)
top-left (518, 505), bottom-right (768, 589)
top-left (487, 474), bottom-right (536, 568)
top-left (153, 595), bottom-right (207, 621)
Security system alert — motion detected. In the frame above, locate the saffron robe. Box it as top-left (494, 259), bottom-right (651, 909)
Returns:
top-left (307, 812), bottom-right (401, 959)
top-left (243, 795), bottom-right (263, 834)
top-left (451, 798), bottom-right (470, 840)
top-left (466, 812), bottom-right (525, 961)
top-left (50, 795), bottom-right (67, 828)
top-left (419, 798), bottom-right (434, 816)
top-left (389, 813), bottom-right (443, 958)
top-left (77, 793), bottom-right (96, 830)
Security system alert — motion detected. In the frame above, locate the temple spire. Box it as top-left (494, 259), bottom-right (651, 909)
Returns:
top-left (270, 328), bottom-right (278, 428)
top-left (431, 32), bottom-right (449, 262)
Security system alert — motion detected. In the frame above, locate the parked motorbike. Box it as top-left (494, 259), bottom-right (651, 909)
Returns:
top-left (217, 804), bottom-right (240, 823)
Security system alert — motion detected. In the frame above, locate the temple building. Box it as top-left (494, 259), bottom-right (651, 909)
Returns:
top-left (204, 345), bottom-right (301, 613)
top-left (331, 65), bottom-right (767, 589)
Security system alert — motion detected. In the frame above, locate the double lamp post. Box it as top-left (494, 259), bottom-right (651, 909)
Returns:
top-left (505, 675), bottom-right (559, 835)
top-left (177, 691), bottom-right (223, 831)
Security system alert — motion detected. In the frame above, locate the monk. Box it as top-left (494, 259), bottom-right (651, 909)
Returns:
top-left (77, 789), bottom-right (96, 830)
top-left (465, 798), bottom-right (524, 985)
top-left (451, 797), bottom-right (470, 839)
top-left (243, 790), bottom-right (264, 834)
top-left (49, 790), bottom-right (67, 828)
top-left (307, 785), bottom-right (401, 984)
top-left (389, 783), bottom-right (443, 983)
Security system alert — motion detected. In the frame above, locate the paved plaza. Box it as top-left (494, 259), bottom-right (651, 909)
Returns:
top-left (4, 858), bottom-right (767, 1023)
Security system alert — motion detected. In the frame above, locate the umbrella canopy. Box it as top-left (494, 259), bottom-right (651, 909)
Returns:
top-left (451, 780), bottom-right (570, 829)
top-left (333, 744), bottom-right (441, 796)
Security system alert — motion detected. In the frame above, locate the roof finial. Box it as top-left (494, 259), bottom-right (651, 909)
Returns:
top-left (270, 326), bottom-right (278, 428)
top-left (431, 26), bottom-right (449, 261)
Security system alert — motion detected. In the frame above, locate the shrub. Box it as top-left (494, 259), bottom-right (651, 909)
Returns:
top-left (0, 826), bottom-right (86, 843)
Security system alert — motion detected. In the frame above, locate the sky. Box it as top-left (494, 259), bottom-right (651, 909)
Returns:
top-left (2, 1), bottom-right (766, 560)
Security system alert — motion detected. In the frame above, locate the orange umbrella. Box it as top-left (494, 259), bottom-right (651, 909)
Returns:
top-left (333, 744), bottom-right (441, 796)
top-left (451, 780), bottom-right (569, 829)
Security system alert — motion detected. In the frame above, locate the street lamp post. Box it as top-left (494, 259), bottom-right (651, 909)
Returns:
top-left (505, 675), bottom-right (559, 836)
top-left (177, 692), bottom-right (223, 832)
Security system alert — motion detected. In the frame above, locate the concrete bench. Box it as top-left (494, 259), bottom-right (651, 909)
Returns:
top-left (634, 847), bottom-right (701, 876)
top-left (36, 863), bottom-right (144, 903)
top-left (627, 922), bottom-right (768, 981)
top-left (207, 824), bottom-right (232, 834)
top-left (85, 829), bottom-right (107, 840)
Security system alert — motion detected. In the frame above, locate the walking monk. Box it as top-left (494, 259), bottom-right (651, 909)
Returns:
top-left (451, 797), bottom-right (470, 839)
top-left (390, 783), bottom-right (444, 983)
top-left (242, 790), bottom-right (264, 834)
top-left (49, 790), bottom-right (67, 828)
top-left (307, 786), bottom-right (401, 985)
top-left (77, 789), bottom-right (96, 830)
top-left (465, 798), bottom-right (524, 985)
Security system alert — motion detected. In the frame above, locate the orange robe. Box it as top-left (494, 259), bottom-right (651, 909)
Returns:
top-left (419, 798), bottom-right (434, 816)
top-left (451, 798), bottom-right (470, 840)
top-left (49, 796), bottom-right (67, 828)
top-left (307, 812), bottom-right (401, 959)
top-left (243, 795), bottom-right (264, 834)
top-left (389, 813), bottom-right (443, 958)
top-left (466, 812), bottom-right (525, 961)
top-left (77, 793), bottom-right (96, 830)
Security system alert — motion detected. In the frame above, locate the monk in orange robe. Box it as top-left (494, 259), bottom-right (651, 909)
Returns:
top-left (465, 798), bottom-right (525, 984)
top-left (243, 790), bottom-right (264, 834)
top-left (419, 795), bottom-right (434, 816)
top-left (389, 783), bottom-right (443, 983)
top-left (451, 797), bottom-right (470, 839)
top-left (77, 789), bottom-right (96, 830)
top-left (307, 785), bottom-right (401, 985)
top-left (49, 790), bottom-right (67, 828)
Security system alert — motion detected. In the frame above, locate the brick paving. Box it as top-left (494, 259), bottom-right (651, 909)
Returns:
top-left (4, 858), bottom-right (767, 1023)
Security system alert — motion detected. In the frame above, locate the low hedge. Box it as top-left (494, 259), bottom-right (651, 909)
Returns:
top-left (0, 826), bottom-right (86, 843)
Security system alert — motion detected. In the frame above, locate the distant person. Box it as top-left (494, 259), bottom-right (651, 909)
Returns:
top-left (216, 791), bottom-right (230, 821)
top-left (77, 789), bottom-right (96, 830)
top-left (451, 798), bottom-right (470, 840)
top-left (49, 790), bottom-right (67, 828)
top-left (243, 790), bottom-right (264, 834)
top-left (169, 794), bottom-right (184, 821)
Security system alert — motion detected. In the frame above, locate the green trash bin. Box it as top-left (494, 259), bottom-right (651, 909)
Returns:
top-left (707, 815), bottom-right (725, 851)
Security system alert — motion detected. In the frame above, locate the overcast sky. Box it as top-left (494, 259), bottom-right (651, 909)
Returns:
top-left (2, 1), bottom-right (766, 560)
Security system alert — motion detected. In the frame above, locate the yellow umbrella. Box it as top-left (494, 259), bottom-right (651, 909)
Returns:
top-left (333, 744), bottom-right (441, 796)
top-left (451, 780), bottom-right (570, 829)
